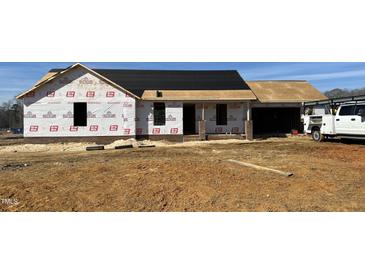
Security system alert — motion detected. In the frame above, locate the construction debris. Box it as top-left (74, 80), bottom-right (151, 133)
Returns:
top-left (115, 144), bottom-right (133, 150)
top-left (138, 144), bottom-right (156, 148)
top-left (225, 159), bottom-right (293, 177)
top-left (1, 163), bottom-right (30, 171)
top-left (86, 146), bottom-right (105, 151)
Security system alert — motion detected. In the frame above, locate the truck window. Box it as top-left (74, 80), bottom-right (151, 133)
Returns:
top-left (355, 105), bottom-right (365, 116)
top-left (338, 105), bottom-right (355, 116)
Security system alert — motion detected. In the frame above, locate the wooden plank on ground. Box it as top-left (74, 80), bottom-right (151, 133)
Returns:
top-left (86, 146), bottom-right (104, 151)
top-left (225, 159), bottom-right (293, 177)
top-left (115, 144), bottom-right (133, 149)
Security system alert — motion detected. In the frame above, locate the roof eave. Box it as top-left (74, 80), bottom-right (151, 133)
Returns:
top-left (141, 98), bottom-right (257, 101)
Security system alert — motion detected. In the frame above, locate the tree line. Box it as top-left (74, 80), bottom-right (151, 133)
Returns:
top-left (324, 87), bottom-right (365, 99)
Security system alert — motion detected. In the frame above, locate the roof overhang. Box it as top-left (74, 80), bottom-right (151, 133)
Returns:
top-left (141, 89), bottom-right (257, 101)
top-left (16, 63), bottom-right (139, 100)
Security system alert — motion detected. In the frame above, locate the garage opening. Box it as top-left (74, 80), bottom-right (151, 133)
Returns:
top-left (252, 107), bottom-right (301, 135)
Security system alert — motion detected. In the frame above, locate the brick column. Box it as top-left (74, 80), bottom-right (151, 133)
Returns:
top-left (199, 103), bottom-right (206, 140)
top-left (199, 120), bottom-right (206, 140)
top-left (245, 101), bottom-right (253, 140)
top-left (245, 120), bottom-right (253, 140)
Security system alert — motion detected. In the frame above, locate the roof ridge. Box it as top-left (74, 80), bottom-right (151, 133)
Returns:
top-left (247, 80), bottom-right (308, 82)
top-left (49, 68), bottom-right (240, 73)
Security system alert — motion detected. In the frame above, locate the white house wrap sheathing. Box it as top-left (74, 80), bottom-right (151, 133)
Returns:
top-left (195, 103), bottom-right (247, 134)
top-left (23, 67), bottom-right (136, 137)
top-left (136, 101), bottom-right (183, 135)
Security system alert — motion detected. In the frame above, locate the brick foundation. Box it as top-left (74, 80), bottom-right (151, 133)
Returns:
top-left (136, 135), bottom-right (184, 142)
top-left (24, 136), bottom-right (132, 145)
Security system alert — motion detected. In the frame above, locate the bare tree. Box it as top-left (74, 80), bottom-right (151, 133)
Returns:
top-left (0, 98), bottom-right (23, 129)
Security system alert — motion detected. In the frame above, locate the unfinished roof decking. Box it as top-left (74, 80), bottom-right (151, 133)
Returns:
top-left (247, 80), bottom-right (328, 103)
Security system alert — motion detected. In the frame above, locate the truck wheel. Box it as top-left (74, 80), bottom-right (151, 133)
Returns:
top-left (312, 128), bottom-right (324, 142)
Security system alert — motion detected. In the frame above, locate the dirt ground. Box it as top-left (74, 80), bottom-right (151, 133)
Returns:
top-left (0, 137), bottom-right (364, 211)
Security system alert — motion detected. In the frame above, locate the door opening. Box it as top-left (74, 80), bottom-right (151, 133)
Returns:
top-left (183, 104), bottom-right (196, 134)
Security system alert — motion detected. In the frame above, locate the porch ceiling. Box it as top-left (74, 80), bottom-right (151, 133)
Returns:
top-left (141, 89), bottom-right (257, 101)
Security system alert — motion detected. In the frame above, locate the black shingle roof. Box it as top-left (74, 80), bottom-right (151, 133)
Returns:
top-left (50, 68), bottom-right (250, 97)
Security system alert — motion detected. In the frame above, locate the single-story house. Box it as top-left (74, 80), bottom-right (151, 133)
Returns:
top-left (16, 63), bottom-right (327, 143)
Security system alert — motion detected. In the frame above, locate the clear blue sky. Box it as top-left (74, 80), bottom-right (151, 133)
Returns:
top-left (2, 62), bottom-right (365, 103)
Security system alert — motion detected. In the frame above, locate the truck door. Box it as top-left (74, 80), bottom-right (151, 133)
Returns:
top-left (335, 105), bottom-right (356, 135)
top-left (353, 104), bottom-right (365, 135)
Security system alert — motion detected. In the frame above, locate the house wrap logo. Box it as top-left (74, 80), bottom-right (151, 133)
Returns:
top-left (170, 128), bottom-right (179, 134)
top-left (66, 91), bottom-right (75, 97)
top-left (103, 111), bottom-right (116, 118)
top-left (24, 111), bottom-right (36, 118)
top-left (63, 111), bottom-right (73, 118)
top-left (89, 125), bottom-right (99, 131)
top-left (109, 125), bottom-right (118, 131)
top-left (29, 125), bottom-right (39, 132)
top-left (123, 102), bottom-right (133, 107)
top-left (79, 77), bottom-right (94, 85)
top-left (42, 111), bottom-right (56, 118)
top-left (49, 125), bottom-right (59, 132)
top-left (106, 91), bottom-right (115, 97)
top-left (87, 111), bottom-right (96, 118)
top-left (166, 114), bottom-right (176, 121)
top-left (86, 91), bottom-right (95, 97)
top-left (152, 128), bottom-right (160, 134)
top-left (108, 101), bottom-right (121, 104)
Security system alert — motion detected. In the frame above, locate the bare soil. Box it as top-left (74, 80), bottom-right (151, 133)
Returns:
top-left (0, 137), bottom-right (364, 211)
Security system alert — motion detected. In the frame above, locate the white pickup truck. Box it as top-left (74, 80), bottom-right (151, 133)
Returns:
top-left (304, 102), bottom-right (365, 141)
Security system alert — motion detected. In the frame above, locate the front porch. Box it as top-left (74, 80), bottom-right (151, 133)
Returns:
top-left (182, 102), bottom-right (253, 141)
